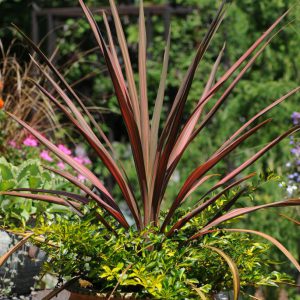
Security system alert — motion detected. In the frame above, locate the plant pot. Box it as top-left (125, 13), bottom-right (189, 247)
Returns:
top-left (69, 292), bottom-right (135, 300)
top-left (32, 289), bottom-right (137, 300)
top-left (66, 282), bottom-right (141, 300)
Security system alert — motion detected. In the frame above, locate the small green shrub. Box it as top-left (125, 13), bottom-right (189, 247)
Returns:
top-left (0, 158), bottom-right (73, 227)
top-left (33, 203), bottom-right (292, 299)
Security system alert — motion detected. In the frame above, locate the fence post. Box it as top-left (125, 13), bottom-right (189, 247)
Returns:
top-left (31, 3), bottom-right (40, 45)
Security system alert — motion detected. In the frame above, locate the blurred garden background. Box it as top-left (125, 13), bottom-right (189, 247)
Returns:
top-left (0, 0), bottom-right (300, 299)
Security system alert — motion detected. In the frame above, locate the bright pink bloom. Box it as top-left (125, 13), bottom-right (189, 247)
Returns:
top-left (40, 150), bottom-right (53, 162)
top-left (58, 144), bottom-right (72, 155)
top-left (57, 161), bottom-right (65, 170)
top-left (23, 136), bottom-right (38, 147)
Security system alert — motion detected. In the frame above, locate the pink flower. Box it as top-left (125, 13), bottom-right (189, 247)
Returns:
top-left (23, 136), bottom-right (38, 147)
top-left (77, 174), bottom-right (86, 182)
top-left (9, 140), bottom-right (17, 148)
top-left (73, 156), bottom-right (84, 164)
top-left (58, 144), bottom-right (72, 155)
top-left (57, 161), bottom-right (65, 170)
top-left (40, 150), bottom-right (53, 162)
top-left (82, 157), bottom-right (91, 165)
top-left (73, 156), bottom-right (91, 165)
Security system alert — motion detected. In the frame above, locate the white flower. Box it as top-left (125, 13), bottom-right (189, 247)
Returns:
top-left (287, 185), bottom-right (297, 195)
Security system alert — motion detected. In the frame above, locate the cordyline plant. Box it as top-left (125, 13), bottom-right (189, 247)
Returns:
top-left (2, 0), bottom-right (300, 298)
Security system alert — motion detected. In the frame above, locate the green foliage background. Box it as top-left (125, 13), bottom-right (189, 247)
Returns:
top-left (1, 0), bottom-right (300, 297)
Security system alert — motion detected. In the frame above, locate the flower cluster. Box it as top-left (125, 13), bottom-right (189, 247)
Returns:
top-left (282, 112), bottom-right (300, 195)
top-left (8, 136), bottom-right (90, 182)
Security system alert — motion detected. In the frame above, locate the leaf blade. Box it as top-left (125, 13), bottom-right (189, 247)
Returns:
top-left (204, 245), bottom-right (240, 300)
top-left (0, 233), bottom-right (34, 268)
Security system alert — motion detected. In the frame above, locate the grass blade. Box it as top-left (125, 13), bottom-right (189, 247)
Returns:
top-left (42, 166), bottom-right (124, 232)
top-left (102, 12), bottom-right (124, 92)
top-left (138, 0), bottom-right (150, 224)
top-left (43, 165), bottom-right (117, 209)
top-left (168, 44), bottom-right (225, 167)
top-left (7, 112), bottom-right (113, 202)
top-left (108, 0), bottom-right (140, 125)
top-left (165, 174), bottom-right (252, 235)
top-left (5, 112), bottom-right (131, 228)
top-left (169, 119), bottom-right (270, 214)
top-left (226, 229), bottom-right (300, 273)
top-left (12, 24), bottom-right (111, 148)
top-left (79, 1), bottom-right (140, 126)
top-left (95, 16), bottom-right (147, 228)
top-left (204, 245), bottom-right (240, 300)
top-left (0, 233), bottom-right (34, 268)
top-left (150, 28), bottom-right (170, 171)
top-left (170, 30), bottom-right (279, 174)
top-left (198, 199), bottom-right (300, 234)
top-left (189, 29), bottom-right (285, 145)
top-left (206, 10), bottom-right (290, 99)
top-left (1, 191), bottom-right (81, 209)
top-left (279, 214), bottom-right (300, 225)
top-left (152, 2), bottom-right (227, 221)
top-left (13, 188), bottom-right (90, 204)
top-left (215, 87), bottom-right (300, 154)
top-left (34, 80), bottom-right (141, 226)
top-left (196, 228), bottom-right (300, 273)
top-left (215, 126), bottom-right (300, 188)
top-left (160, 1), bottom-right (227, 148)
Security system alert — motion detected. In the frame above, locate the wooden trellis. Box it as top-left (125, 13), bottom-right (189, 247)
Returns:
top-left (31, 3), bottom-right (195, 55)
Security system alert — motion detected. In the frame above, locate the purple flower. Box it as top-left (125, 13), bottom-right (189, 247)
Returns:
top-left (23, 136), bottom-right (38, 147)
top-left (40, 150), bottom-right (53, 162)
top-left (58, 144), bottom-right (72, 155)
top-left (291, 147), bottom-right (300, 156)
top-left (291, 112), bottom-right (300, 125)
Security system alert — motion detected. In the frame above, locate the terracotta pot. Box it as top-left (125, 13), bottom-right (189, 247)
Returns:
top-left (67, 284), bottom-right (138, 300)
top-left (32, 290), bottom-right (136, 300)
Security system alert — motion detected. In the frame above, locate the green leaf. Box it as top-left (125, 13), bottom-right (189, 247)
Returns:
top-left (0, 179), bottom-right (16, 191)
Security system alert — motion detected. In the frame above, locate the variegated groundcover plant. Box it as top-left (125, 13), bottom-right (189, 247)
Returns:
top-left (1, 0), bottom-right (300, 299)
